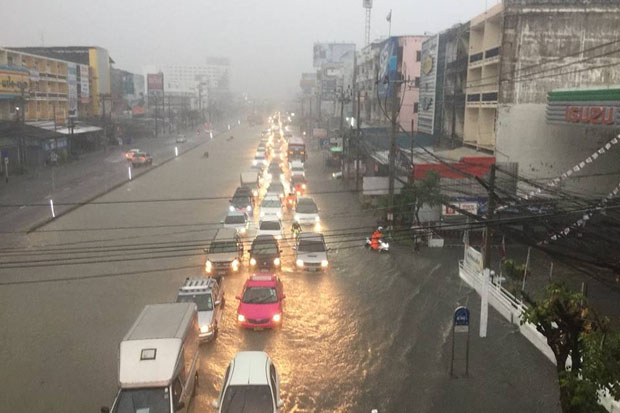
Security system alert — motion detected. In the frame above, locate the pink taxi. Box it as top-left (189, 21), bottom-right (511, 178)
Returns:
top-left (236, 273), bottom-right (285, 329)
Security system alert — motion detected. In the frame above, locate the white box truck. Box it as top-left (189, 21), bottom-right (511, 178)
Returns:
top-left (102, 303), bottom-right (200, 413)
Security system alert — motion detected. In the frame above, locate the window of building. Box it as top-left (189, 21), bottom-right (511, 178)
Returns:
top-left (416, 51), bottom-right (421, 62)
top-left (413, 102), bottom-right (419, 113)
top-left (414, 77), bottom-right (420, 87)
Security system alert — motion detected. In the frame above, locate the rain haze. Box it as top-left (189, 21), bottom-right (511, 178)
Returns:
top-left (3, 0), bottom-right (495, 100)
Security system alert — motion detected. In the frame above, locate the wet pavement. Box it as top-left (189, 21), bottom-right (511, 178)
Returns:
top-left (0, 124), bottom-right (560, 412)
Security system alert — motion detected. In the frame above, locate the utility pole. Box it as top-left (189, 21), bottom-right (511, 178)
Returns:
top-left (410, 118), bottom-right (415, 183)
top-left (154, 94), bottom-right (158, 138)
top-left (355, 89), bottom-right (361, 193)
top-left (482, 163), bottom-right (496, 269)
top-left (388, 83), bottom-right (398, 229)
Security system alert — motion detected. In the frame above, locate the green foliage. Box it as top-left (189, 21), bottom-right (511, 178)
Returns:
top-left (389, 171), bottom-right (443, 225)
top-left (500, 259), bottom-right (525, 297)
top-left (522, 282), bottom-right (620, 413)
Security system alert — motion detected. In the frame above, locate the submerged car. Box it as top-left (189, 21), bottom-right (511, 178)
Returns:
top-left (249, 235), bottom-right (281, 272)
top-left (236, 273), bottom-right (285, 329)
top-left (176, 277), bottom-right (224, 341)
top-left (294, 197), bottom-right (320, 231)
top-left (295, 232), bottom-right (329, 271)
top-left (223, 211), bottom-right (249, 236)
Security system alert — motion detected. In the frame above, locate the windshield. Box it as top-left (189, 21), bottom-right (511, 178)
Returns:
top-left (262, 200), bottom-right (281, 208)
top-left (225, 215), bottom-right (246, 224)
top-left (296, 201), bottom-right (318, 214)
top-left (298, 239), bottom-right (326, 253)
top-left (177, 293), bottom-right (213, 311)
top-left (242, 287), bottom-right (278, 304)
top-left (260, 221), bottom-right (281, 231)
top-left (221, 385), bottom-right (273, 412)
top-left (232, 196), bottom-right (251, 207)
top-left (252, 240), bottom-right (278, 255)
top-left (210, 241), bottom-right (237, 254)
top-left (112, 388), bottom-right (170, 413)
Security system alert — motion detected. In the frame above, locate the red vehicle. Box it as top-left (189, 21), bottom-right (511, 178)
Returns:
top-left (236, 273), bottom-right (285, 329)
top-left (290, 175), bottom-right (308, 196)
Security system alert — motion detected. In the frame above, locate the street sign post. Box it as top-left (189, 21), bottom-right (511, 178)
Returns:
top-left (450, 306), bottom-right (470, 377)
top-left (4, 157), bottom-right (8, 183)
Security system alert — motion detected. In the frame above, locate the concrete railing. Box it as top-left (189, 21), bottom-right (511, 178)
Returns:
top-left (458, 261), bottom-right (619, 412)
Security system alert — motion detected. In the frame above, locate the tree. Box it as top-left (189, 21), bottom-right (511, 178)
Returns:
top-left (501, 259), bottom-right (526, 298)
top-left (522, 283), bottom-right (619, 412)
top-left (393, 171), bottom-right (442, 225)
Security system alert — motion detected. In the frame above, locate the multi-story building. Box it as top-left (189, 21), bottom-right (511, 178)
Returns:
top-left (0, 47), bottom-right (70, 123)
top-left (110, 68), bottom-right (145, 116)
top-left (463, 3), bottom-right (503, 151)
top-left (9, 46), bottom-right (113, 119)
top-left (355, 40), bottom-right (383, 124)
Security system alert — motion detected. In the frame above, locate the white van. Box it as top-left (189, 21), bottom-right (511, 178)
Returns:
top-left (102, 303), bottom-right (200, 413)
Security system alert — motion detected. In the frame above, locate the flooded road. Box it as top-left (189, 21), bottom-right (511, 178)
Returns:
top-left (0, 125), bottom-right (558, 412)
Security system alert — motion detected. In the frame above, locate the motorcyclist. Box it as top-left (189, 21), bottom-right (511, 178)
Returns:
top-left (285, 192), bottom-right (296, 210)
top-left (370, 226), bottom-right (383, 250)
top-left (291, 222), bottom-right (302, 239)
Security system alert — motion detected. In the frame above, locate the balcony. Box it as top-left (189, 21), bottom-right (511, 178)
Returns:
top-left (481, 92), bottom-right (498, 102)
top-left (469, 52), bottom-right (483, 64)
top-left (485, 47), bottom-right (500, 59)
top-left (467, 93), bottom-right (481, 102)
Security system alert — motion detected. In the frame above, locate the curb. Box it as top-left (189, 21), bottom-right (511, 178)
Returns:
top-left (26, 125), bottom-right (236, 233)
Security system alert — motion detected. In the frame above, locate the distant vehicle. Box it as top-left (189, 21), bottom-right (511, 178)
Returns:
top-left (290, 175), bottom-right (307, 196)
top-left (290, 160), bottom-right (305, 177)
top-left (253, 151), bottom-right (268, 167)
top-left (287, 136), bottom-right (306, 161)
top-left (259, 196), bottom-right (283, 219)
top-left (249, 234), bottom-right (281, 272)
top-left (176, 134), bottom-right (187, 143)
top-left (295, 232), bottom-right (329, 271)
top-left (223, 211), bottom-right (249, 236)
top-left (295, 197), bottom-right (320, 231)
top-left (266, 182), bottom-right (286, 199)
top-left (205, 228), bottom-right (244, 278)
top-left (230, 186), bottom-right (254, 213)
top-left (103, 303), bottom-right (199, 413)
top-left (266, 161), bottom-right (283, 181)
top-left (176, 277), bottom-right (224, 342)
top-left (125, 148), bottom-right (140, 160)
top-left (236, 273), bottom-right (285, 329)
top-left (257, 218), bottom-right (283, 240)
top-left (211, 351), bottom-right (284, 412)
top-left (131, 152), bottom-right (153, 167)
top-left (240, 171), bottom-right (260, 197)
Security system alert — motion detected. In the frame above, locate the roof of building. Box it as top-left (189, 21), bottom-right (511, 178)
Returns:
top-left (0, 121), bottom-right (63, 140)
top-left (228, 351), bottom-right (270, 386)
top-left (7, 46), bottom-right (115, 65)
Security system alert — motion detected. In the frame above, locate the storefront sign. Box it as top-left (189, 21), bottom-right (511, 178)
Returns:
top-left (67, 63), bottom-right (78, 118)
top-left (0, 67), bottom-right (30, 97)
top-left (564, 106), bottom-right (615, 125)
top-left (79, 64), bottom-right (90, 103)
top-left (442, 202), bottom-right (478, 216)
top-left (547, 88), bottom-right (620, 127)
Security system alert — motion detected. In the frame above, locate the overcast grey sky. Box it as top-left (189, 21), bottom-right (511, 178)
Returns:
top-left (3, 0), bottom-right (498, 100)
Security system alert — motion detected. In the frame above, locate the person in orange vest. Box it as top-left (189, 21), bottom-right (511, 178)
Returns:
top-left (370, 226), bottom-right (383, 250)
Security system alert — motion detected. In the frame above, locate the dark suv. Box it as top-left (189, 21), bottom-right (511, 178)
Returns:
top-left (249, 234), bottom-right (281, 272)
top-left (230, 186), bottom-right (254, 213)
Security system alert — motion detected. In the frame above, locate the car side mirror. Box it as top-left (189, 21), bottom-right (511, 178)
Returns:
top-left (229, 199), bottom-right (232, 203)
top-left (175, 401), bottom-right (185, 411)
top-left (211, 400), bottom-right (220, 409)
top-left (277, 399), bottom-right (284, 408)
top-left (235, 295), bottom-right (241, 300)
top-left (214, 300), bottom-right (221, 306)
top-left (203, 248), bottom-right (209, 253)
top-left (291, 246), bottom-right (296, 250)
top-left (282, 294), bottom-right (287, 299)
top-left (101, 407), bottom-right (110, 413)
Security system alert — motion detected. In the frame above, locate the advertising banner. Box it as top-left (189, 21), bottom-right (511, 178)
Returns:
top-left (67, 63), bottom-right (78, 118)
top-left (147, 73), bottom-right (164, 96)
top-left (546, 88), bottom-right (620, 127)
top-left (377, 37), bottom-right (398, 98)
top-left (463, 246), bottom-right (483, 275)
top-left (419, 35), bottom-right (439, 135)
top-left (0, 67), bottom-right (30, 97)
top-left (79, 64), bottom-right (90, 103)
top-left (313, 43), bottom-right (356, 68)
top-left (442, 202), bottom-right (478, 217)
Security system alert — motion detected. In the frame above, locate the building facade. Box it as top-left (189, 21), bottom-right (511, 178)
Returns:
top-left (0, 47), bottom-right (70, 123)
top-left (463, 3), bottom-right (503, 150)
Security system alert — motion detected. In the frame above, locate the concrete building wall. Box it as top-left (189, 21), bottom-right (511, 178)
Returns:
top-left (398, 36), bottom-right (425, 132)
top-left (496, 0), bottom-right (620, 196)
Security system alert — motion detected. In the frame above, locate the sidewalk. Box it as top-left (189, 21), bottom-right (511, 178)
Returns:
top-left (0, 123), bottom-right (227, 237)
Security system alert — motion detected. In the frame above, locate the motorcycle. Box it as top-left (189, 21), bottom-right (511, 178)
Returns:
top-left (365, 237), bottom-right (390, 253)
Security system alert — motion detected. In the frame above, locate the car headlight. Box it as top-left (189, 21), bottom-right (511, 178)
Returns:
top-left (250, 257), bottom-right (257, 266)
top-left (314, 222), bottom-right (321, 231)
top-left (296, 259), bottom-right (304, 268)
top-left (263, 160), bottom-right (268, 166)
top-left (253, 190), bottom-right (258, 196)
top-left (274, 257), bottom-right (281, 266)
top-left (229, 205), bottom-right (234, 212)
top-left (252, 160), bottom-right (258, 166)
top-left (272, 313), bottom-right (281, 323)
top-left (321, 260), bottom-right (329, 267)
top-left (237, 314), bottom-right (245, 322)
top-left (260, 211), bottom-right (265, 217)
top-left (302, 184), bottom-right (306, 189)
top-left (232, 259), bottom-right (240, 271)
top-left (277, 211), bottom-right (282, 219)
top-left (200, 325), bottom-right (209, 334)
top-left (315, 216), bottom-right (320, 222)
top-left (294, 214), bottom-right (300, 222)
top-left (239, 227), bottom-right (246, 234)
top-left (205, 260), bottom-right (212, 273)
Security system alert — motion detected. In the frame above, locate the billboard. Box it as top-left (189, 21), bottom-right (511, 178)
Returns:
top-left (300, 72), bottom-right (316, 93)
top-left (147, 73), bottom-right (164, 97)
top-left (313, 43), bottom-right (356, 68)
top-left (67, 63), bottom-right (78, 118)
top-left (363, 0), bottom-right (373, 8)
top-left (546, 88), bottom-right (620, 127)
top-left (377, 37), bottom-right (398, 98)
top-left (0, 67), bottom-right (30, 97)
top-left (79, 64), bottom-right (90, 103)
top-left (418, 35), bottom-right (439, 135)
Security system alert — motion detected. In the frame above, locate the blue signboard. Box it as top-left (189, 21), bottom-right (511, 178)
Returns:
top-left (454, 306), bottom-right (470, 333)
top-left (377, 37), bottom-right (398, 98)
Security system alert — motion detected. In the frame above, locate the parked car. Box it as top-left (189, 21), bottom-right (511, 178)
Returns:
top-left (176, 277), bottom-right (224, 341)
top-left (249, 235), bottom-right (281, 272)
top-left (294, 232), bottom-right (329, 271)
top-left (131, 152), bottom-right (153, 167)
top-left (205, 228), bottom-right (244, 278)
top-left (102, 303), bottom-right (199, 413)
top-left (294, 197), bottom-right (320, 231)
top-left (211, 351), bottom-right (284, 412)
top-left (236, 273), bottom-right (285, 329)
